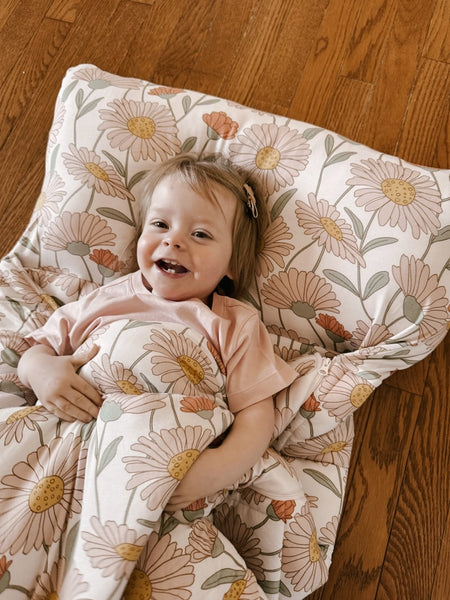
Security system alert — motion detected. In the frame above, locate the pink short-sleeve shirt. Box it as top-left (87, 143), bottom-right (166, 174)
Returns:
top-left (26, 271), bottom-right (298, 413)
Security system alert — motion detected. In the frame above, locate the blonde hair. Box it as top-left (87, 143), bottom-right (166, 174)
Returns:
top-left (141, 153), bottom-right (270, 298)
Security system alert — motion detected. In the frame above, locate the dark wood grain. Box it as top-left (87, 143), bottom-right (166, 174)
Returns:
top-left (0, 1), bottom-right (448, 598)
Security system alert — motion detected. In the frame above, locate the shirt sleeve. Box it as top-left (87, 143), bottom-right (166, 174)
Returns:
top-left (224, 309), bottom-right (298, 413)
top-left (25, 290), bottom-right (101, 355)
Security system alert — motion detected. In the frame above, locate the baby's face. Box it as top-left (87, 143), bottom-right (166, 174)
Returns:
top-left (137, 174), bottom-right (237, 303)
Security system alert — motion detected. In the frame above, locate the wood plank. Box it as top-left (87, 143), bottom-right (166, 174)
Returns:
top-left (218, 0), bottom-right (329, 113)
top-left (321, 76), bottom-right (373, 141)
top-left (431, 508), bottom-right (450, 600)
top-left (118, 0), bottom-right (185, 82)
top-left (288, 0), bottom-right (362, 126)
top-left (434, 95), bottom-right (449, 169)
top-left (385, 353), bottom-right (431, 396)
top-left (0, 0), bottom-right (141, 256)
top-left (0, 18), bottom-right (71, 151)
top-left (46, 0), bottom-right (81, 23)
top-left (150, 0), bottom-right (222, 89)
top-left (0, 0), bottom-right (54, 86)
top-left (376, 334), bottom-right (449, 599)
top-left (396, 58), bottom-right (450, 167)
top-left (340, 0), bottom-right (397, 83)
top-left (188, 0), bottom-right (257, 97)
top-left (320, 386), bottom-right (421, 599)
top-left (0, 0), bottom-right (19, 30)
top-left (423, 0), bottom-right (450, 62)
top-left (358, 0), bottom-right (436, 160)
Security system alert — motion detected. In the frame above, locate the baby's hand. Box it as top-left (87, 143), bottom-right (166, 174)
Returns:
top-left (19, 344), bottom-right (102, 422)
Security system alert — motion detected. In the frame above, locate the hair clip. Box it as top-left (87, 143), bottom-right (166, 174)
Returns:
top-left (243, 183), bottom-right (258, 218)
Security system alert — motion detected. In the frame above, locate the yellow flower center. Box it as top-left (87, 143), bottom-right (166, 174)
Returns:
top-left (40, 294), bottom-right (59, 312)
top-left (320, 217), bottom-right (343, 240)
top-left (381, 178), bottom-right (416, 206)
top-left (35, 192), bottom-right (46, 211)
top-left (7, 405), bottom-right (42, 424)
top-left (85, 162), bottom-right (110, 181)
top-left (115, 543), bottom-right (143, 561)
top-left (309, 530), bottom-right (321, 562)
top-left (350, 383), bottom-right (373, 408)
top-left (322, 440), bottom-right (348, 454)
top-left (167, 449), bottom-right (200, 480)
top-left (177, 355), bottom-right (204, 385)
top-left (123, 569), bottom-right (152, 599)
top-left (116, 380), bottom-right (142, 395)
top-left (255, 146), bottom-right (281, 170)
top-left (127, 116), bottom-right (156, 139)
top-left (29, 476), bottom-right (64, 513)
top-left (224, 579), bottom-right (247, 599)
top-left (46, 593), bottom-right (58, 600)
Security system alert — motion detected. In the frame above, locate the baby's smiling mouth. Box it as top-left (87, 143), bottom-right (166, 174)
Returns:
top-left (157, 259), bottom-right (188, 274)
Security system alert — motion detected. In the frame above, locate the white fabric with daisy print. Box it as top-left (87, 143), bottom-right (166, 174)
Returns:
top-left (0, 64), bottom-right (448, 598)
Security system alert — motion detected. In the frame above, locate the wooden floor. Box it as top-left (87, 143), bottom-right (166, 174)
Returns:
top-left (0, 0), bottom-right (448, 598)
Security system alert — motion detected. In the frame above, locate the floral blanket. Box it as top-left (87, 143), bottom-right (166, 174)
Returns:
top-left (0, 310), bottom-right (342, 599)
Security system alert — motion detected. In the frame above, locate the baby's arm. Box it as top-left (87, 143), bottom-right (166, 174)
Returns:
top-left (18, 343), bottom-right (102, 422)
top-left (165, 396), bottom-right (274, 511)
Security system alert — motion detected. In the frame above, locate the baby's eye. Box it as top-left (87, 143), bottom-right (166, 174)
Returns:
top-left (193, 230), bottom-right (211, 239)
top-left (151, 220), bottom-right (168, 229)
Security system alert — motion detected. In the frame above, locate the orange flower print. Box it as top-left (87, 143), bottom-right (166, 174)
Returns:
top-left (42, 211), bottom-right (116, 256)
top-left (0, 555), bottom-right (12, 577)
top-left (123, 425), bottom-right (214, 510)
top-left (257, 215), bottom-right (295, 278)
top-left (392, 254), bottom-right (448, 339)
top-left (347, 158), bottom-right (442, 238)
top-left (63, 144), bottom-right (134, 200)
top-left (123, 532), bottom-right (194, 600)
top-left (315, 314), bottom-right (352, 344)
top-left (183, 496), bottom-right (207, 512)
top-left (148, 85), bottom-right (185, 97)
top-left (202, 111), bottom-right (239, 140)
top-left (229, 122), bottom-right (311, 194)
top-left (99, 98), bottom-right (181, 162)
top-left (262, 268), bottom-right (340, 318)
top-left (82, 517), bottom-right (147, 579)
top-left (282, 512), bottom-right (328, 593)
top-left (269, 499), bottom-right (296, 522)
top-left (186, 517), bottom-right (222, 562)
top-left (296, 193), bottom-right (365, 266)
top-left (180, 396), bottom-right (216, 418)
top-left (90, 249), bottom-right (126, 277)
top-left (301, 393), bottom-right (321, 412)
top-left (207, 341), bottom-right (226, 374)
top-left (0, 433), bottom-right (86, 554)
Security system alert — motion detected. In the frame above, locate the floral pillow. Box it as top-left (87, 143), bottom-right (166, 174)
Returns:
top-left (0, 64), bottom-right (448, 420)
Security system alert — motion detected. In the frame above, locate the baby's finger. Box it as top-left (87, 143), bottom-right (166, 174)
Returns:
top-left (70, 344), bottom-right (99, 370)
top-left (68, 389), bottom-right (101, 420)
top-left (74, 377), bottom-right (103, 407)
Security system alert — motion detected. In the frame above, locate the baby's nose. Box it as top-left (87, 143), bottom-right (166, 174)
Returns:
top-left (163, 233), bottom-right (183, 249)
